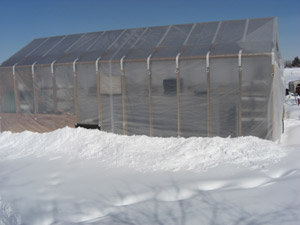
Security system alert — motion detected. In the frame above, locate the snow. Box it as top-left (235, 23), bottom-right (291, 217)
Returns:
top-left (283, 68), bottom-right (300, 88)
top-left (0, 128), bottom-right (286, 172)
top-left (0, 68), bottom-right (300, 225)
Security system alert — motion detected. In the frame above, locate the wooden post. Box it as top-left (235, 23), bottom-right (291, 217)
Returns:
top-left (206, 68), bottom-right (210, 137)
top-left (73, 72), bottom-right (79, 122)
top-left (51, 61), bottom-right (58, 114)
top-left (238, 50), bottom-right (243, 136)
top-left (13, 75), bottom-right (20, 113)
top-left (176, 69), bottom-right (181, 137)
top-left (175, 53), bottom-right (181, 137)
top-left (33, 73), bottom-right (39, 114)
top-left (206, 51), bottom-right (211, 137)
top-left (238, 67), bottom-right (242, 136)
top-left (147, 55), bottom-right (153, 137)
top-left (52, 74), bottom-right (58, 114)
top-left (96, 68), bottom-right (102, 126)
top-left (121, 71), bottom-right (127, 135)
top-left (73, 59), bottom-right (79, 122)
top-left (32, 62), bottom-right (38, 114)
top-left (148, 72), bottom-right (153, 136)
top-left (120, 56), bottom-right (127, 135)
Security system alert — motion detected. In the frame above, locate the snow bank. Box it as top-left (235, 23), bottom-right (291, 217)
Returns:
top-left (282, 68), bottom-right (300, 146)
top-left (0, 127), bottom-right (286, 172)
top-left (284, 68), bottom-right (300, 88)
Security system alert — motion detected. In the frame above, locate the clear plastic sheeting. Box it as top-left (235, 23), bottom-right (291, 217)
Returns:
top-left (1, 17), bottom-right (278, 66)
top-left (0, 17), bottom-right (284, 141)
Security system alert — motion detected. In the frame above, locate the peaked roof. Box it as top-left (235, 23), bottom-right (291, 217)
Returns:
top-left (1, 17), bottom-right (278, 67)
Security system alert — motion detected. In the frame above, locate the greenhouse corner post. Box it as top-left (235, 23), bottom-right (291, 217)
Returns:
top-left (32, 62), bottom-right (39, 114)
top-left (51, 61), bottom-right (58, 114)
top-left (12, 63), bottom-right (20, 113)
top-left (206, 51), bottom-right (211, 137)
top-left (73, 58), bottom-right (79, 122)
top-left (147, 54), bottom-right (153, 137)
top-left (176, 53), bottom-right (181, 137)
top-left (120, 56), bottom-right (127, 135)
top-left (238, 50), bottom-right (243, 136)
top-left (95, 57), bottom-right (103, 127)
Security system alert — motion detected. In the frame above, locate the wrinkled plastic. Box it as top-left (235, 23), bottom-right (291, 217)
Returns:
top-left (0, 17), bottom-right (284, 141)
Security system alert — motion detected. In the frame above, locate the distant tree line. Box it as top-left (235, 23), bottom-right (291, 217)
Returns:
top-left (285, 57), bottom-right (300, 68)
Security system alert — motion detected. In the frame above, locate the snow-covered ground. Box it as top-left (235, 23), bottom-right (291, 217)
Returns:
top-left (0, 69), bottom-right (300, 225)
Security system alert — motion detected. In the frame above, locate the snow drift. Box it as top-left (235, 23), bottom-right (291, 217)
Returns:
top-left (0, 127), bottom-right (286, 172)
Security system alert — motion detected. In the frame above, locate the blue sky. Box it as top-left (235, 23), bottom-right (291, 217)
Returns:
top-left (0, 0), bottom-right (299, 64)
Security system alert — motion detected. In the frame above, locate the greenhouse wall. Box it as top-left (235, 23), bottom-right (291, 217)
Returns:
top-left (0, 17), bottom-right (284, 141)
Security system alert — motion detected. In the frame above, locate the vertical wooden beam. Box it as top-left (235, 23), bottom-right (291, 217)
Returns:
top-left (238, 68), bottom-right (242, 136)
top-left (32, 62), bottom-right (38, 114)
top-left (206, 52), bottom-right (211, 137)
top-left (73, 73), bottom-right (79, 122)
top-left (206, 68), bottom-right (210, 137)
top-left (33, 74), bottom-right (39, 114)
top-left (148, 72), bottom-right (153, 136)
top-left (121, 71), bottom-right (127, 135)
top-left (51, 61), bottom-right (58, 114)
top-left (13, 74), bottom-right (20, 113)
top-left (147, 55), bottom-right (153, 136)
top-left (73, 59), bottom-right (79, 122)
top-left (176, 70), bottom-right (181, 137)
top-left (52, 74), bottom-right (58, 114)
top-left (176, 53), bottom-right (181, 137)
top-left (238, 50), bottom-right (243, 136)
top-left (96, 67), bottom-right (102, 126)
top-left (120, 56), bottom-right (127, 135)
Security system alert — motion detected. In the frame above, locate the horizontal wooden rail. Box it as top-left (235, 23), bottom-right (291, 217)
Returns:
top-left (0, 53), bottom-right (272, 69)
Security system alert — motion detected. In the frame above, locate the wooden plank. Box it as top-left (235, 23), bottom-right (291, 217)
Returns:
top-left (73, 72), bottom-right (79, 122)
top-left (148, 73), bottom-right (153, 136)
top-left (13, 76), bottom-right (20, 113)
top-left (0, 113), bottom-right (76, 133)
top-left (176, 69), bottom-right (181, 137)
top-left (206, 68), bottom-right (210, 137)
top-left (121, 72), bottom-right (127, 135)
top-left (33, 73), bottom-right (39, 114)
top-left (238, 68), bottom-right (242, 136)
top-left (52, 73), bottom-right (58, 114)
top-left (96, 69), bottom-right (103, 126)
top-left (0, 53), bottom-right (273, 69)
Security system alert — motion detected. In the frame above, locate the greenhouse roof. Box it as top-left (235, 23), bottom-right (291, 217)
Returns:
top-left (1, 17), bottom-right (278, 67)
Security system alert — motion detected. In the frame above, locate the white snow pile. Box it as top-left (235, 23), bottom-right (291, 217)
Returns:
top-left (284, 68), bottom-right (300, 88)
top-left (0, 128), bottom-right (286, 172)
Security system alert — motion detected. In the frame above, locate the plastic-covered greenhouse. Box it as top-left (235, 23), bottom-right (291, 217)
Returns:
top-left (0, 17), bottom-right (284, 140)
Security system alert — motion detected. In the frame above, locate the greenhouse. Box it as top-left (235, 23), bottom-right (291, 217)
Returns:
top-left (0, 17), bottom-right (284, 140)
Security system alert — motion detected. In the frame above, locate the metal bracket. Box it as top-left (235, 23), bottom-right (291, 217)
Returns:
top-left (95, 57), bottom-right (101, 72)
top-left (176, 53), bottom-right (181, 70)
top-left (73, 58), bottom-right (79, 75)
top-left (238, 50), bottom-right (243, 71)
top-left (206, 51), bottom-right (210, 69)
top-left (147, 54), bottom-right (152, 74)
top-left (120, 56), bottom-right (126, 72)
top-left (31, 61), bottom-right (37, 79)
top-left (271, 51), bottom-right (275, 65)
top-left (12, 63), bottom-right (18, 79)
top-left (51, 60), bottom-right (56, 76)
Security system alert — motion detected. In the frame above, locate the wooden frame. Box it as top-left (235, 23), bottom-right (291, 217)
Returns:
top-left (0, 113), bottom-right (76, 133)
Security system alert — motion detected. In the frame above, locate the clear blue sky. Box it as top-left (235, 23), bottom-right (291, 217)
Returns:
top-left (0, 0), bottom-right (299, 64)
